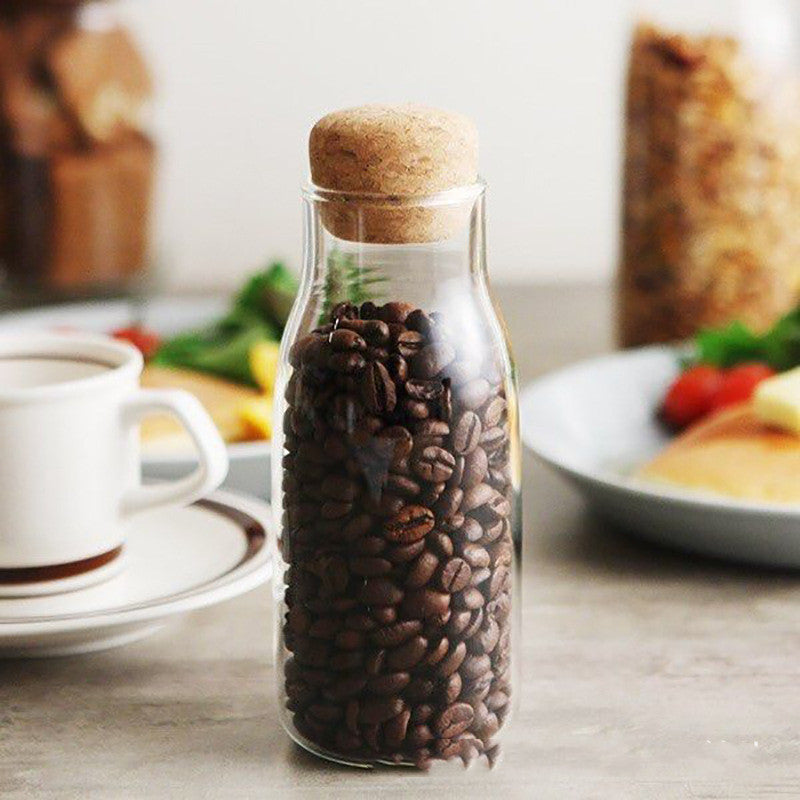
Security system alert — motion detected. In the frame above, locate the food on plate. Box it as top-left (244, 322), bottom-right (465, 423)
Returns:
top-left (639, 404), bottom-right (800, 503)
top-left (753, 367), bottom-right (800, 436)
top-left (140, 365), bottom-right (262, 448)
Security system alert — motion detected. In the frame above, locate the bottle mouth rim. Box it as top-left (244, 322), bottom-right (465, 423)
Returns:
top-left (301, 179), bottom-right (486, 208)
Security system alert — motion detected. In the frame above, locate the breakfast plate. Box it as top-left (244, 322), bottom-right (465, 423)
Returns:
top-left (520, 346), bottom-right (800, 568)
top-left (0, 297), bottom-right (271, 498)
top-left (0, 489), bottom-right (274, 657)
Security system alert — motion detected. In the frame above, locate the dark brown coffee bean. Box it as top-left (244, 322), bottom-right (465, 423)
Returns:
top-left (409, 703), bottom-right (434, 724)
top-left (335, 729), bottom-right (363, 752)
top-left (328, 351), bottom-right (366, 374)
top-left (379, 301), bottom-right (415, 323)
top-left (385, 505), bottom-right (435, 543)
top-left (434, 702), bottom-right (474, 738)
top-left (321, 474), bottom-right (359, 502)
top-left (453, 411), bottom-right (482, 455)
top-left (367, 671), bottom-right (411, 696)
top-left (387, 635), bottom-right (428, 670)
top-left (324, 673), bottom-right (368, 701)
top-left (401, 588), bottom-right (450, 619)
top-left (447, 610), bottom-right (472, 637)
top-left (330, 328), bottom-right (367, 352)
top-left (428, 531), bottom-right (454, 558)
top-left (446, 359), bottom-right (481, 386)
top-left (470, 567), bottom-right (491, 586)
top-left (437, 641), bottom-right (467, 677)
top-left (461, 654), bottom-right (492, 682)
top-left (384, 708), bottom-right (411, 749)
top-left (386, 538), bottom-right (426, 564)
top-left (375, 426), bottom-right (413, 463)
top-left (360, 696), bottom-right (404, 725)
top-left (424, 636), bottom-right (449, 666)
top-left (412, 446), bottom-right (455, 483)
top-left (406, 551), bottom-right (440, 589)
top-left (418, 482), bottom-right (446, 507)
top-left (414, 419), bottom-right (450, 438)
top-left (439, 558), bottom-right (472, 592)
top-left (335, 629), bottom-right (365, 650)
top-left (386, 354), bottom-right (409, 382)
top-left (370, 606), bottom-right (398, 625)
top-left (371, 620), bottom-right (423, 648)
top-left (354, 535), bottom-right (386, 556)
top-left (480, 425), bottom-right (506, 453)
top-left (476, 617), bottom-right (500, 654)
top-left (344, 612), bottom-right (377, 632)
top-left (361, 361), bottom-right (397, 414)
top-left (329, 650), bottom-right (363, 671)
top-left (385, 474), bottom-right (421, 497)
top-left (359, 578), bottom-right (404, 606)
top-left (308, 617), bottom-right (342, 640)
top-left (349, 556), bottom-right (392, 577)
top-left (365, 648), bottom-right (387, 676)
top-left (411, 342), bottom-right (456, 379)
top-left (396, 329), bottom-right (425, 359)
top-left (459, 517), bottom-right (484, 543)
top-left (435, 487), bottom-right (463, 519)
top-left (403, 398), bottom-right (430, 419)
top-left (489, 565), bottom-right (510, 598)
top-left (307, 703), bottom-right (343, 723)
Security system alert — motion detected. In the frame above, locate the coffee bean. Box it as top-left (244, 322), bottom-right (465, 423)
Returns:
top-left (437, 642), bottom-right (467, 677)
top-left (424, 636), bottom-right (449, 666)
top-left (405, 378), bottom-right (443, 401)
top-left (401, 589), bottom-right (451, 619)
top-left (387, 636), bottom-right (429, 670)
top-left (371, 620), bottom-right (422, 648)
top-left (412, 343), bottom-right (456, 379)
top-left (375, 426), bottom-right (414, 463)
top-left (396, 330), bottom-right (425, 359)
top-left (361, 361), bottom-right (397, 414)
top-left (462, 543), bottom-right (491, 569)
top-left (371, 606), bottom-right (397, 625)
top-left (385, 474), bottom-right (421, 498)
top-left (387, 354), bottom-right (409, 382)
top-left (434, 703), bottom-right (474, 738)
top-left (461, 483), bottom-right (495, 513)
top-left (386, 538), bottom-right (427, 564)
top-left (329, 351), bottom-right (366, 374)
top-left (359, 578), bottom-right (404, 606)
top-left (330, 328), bottom-right (367, 352)
top-left (406, 724), bottom-right (434, 748)
top-left (481, 396), bottom-right (507, 427)
top-left (360, 697), bottom-right (404, 725)
top-left (462, 654), bottom-right (492, 682)
top-left (406, 551), bottom-right (440, 589)
top-left (384, 708), bottom-right (411, 749)
top-left (439, 558), bottom-right (472, 592)
top-left (412, 446), bottom-right (455, 483)
top-left (385, 505), bottom-right (435, 543)
top-left (367, 672), bottom-right (411, 695)
top-left (462, 447), bottom-right (488, 489)
top-left (455, 586), bottom-right (485, 610)
top-left (453, 411), bottom-right (482, 455)
top-left (321, 474), bottom-right (359, 502)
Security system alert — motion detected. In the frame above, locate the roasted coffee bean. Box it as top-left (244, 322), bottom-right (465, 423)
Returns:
top-left (424, 636), bottom-right (449, 666)
top-left (371, 620), bottom-right (423, 648)
top-left (359, 578), bottom-right (404, 606)
top-left (480, 426), bottom-right (506, 453)
top-left (385, 474), bottom-right (421, 498)
top-left (470, 567), bottom-right (491, 587)
top-left (360, 696), bottom-right (404, 725)
top-left (455, 586), bottom-right (485, 610)
top-left (411, 343), bottom-right (456, 379)
top-left (335, 629), bottom-right (366, 650)
top-left (453, 411), bottom-right (482, 455)
top-left (481, 396), bottom-right (507, 427)
top-left (412, 446), bottom-right (455, 483)
top-left (379, 301), bottom-right (415, 323)
top-left (384, 708), bottom-right (411, 749)
top-left (461, 654), bottom-right (492, 682)
top-left (439, 558), bottom-right (472, 592)
top-left (409, 704), bottom-right (434, 724)
top-left (405, 378), bottom-right (443, 401)
top-left (329, 351), bottom-right (367, 374)
top-left (401, 588), bottom-right (451, 619)
top-left (365, 649), bottom-right (387, 676)
top-left (375, 426), bottom-right (414, 463)
top-left (361, 361), bottom-right (397, 414)
top-left (441, 672), bottom-right (462, 705)
top-left (462, 447), bottom-right (488, 489)
top-left (385, 505), bottom-right (435, 543)
top-left (406, 724), bottom-right (434, 748)
top-left (371, 606), bottom-right (397, 625)
top-left (435, 487), bottom-right (463, 519)
top-left (406, 551), bottom-right (440, 589)
top-left (462, 543), bottom-right (491, 569)
top-left (367, 672), bottom-right (411, 695)
top-left (434, 702), bottom-right (474, 738)
top-left (419, 482), bottom-right (446, 507)
top-left (387, 635), bottom-right (428, 670)
top-left (396, 330), bottom-right (425, 358)
top-left (461, 483), bottom-right (495, 513)
top-left (386, 538), bottom-right (427, 564)
top-left (428, 531), bottom-right (455, 558)
top-left (403, 398), bottom-right (430, 419)
top-left (321, 474), bottom-right (359, 502)
top-left (414, 419), bottom-right (450, 438)
top-left (354, 535), bottom-right (386, 556)
top-left (330, 328), bottom-right (367, 352)
top-left (386, 354), bottom-right (409, 382)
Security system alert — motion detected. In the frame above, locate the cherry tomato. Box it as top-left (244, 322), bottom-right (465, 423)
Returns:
top-left (661, 364), bottom-right (724, 429)
top-left (709, 362), bottom-right (775, 412)
top-left (112, 326), bottom-right (161, 359)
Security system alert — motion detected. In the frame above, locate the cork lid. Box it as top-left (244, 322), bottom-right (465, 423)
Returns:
top-left (308, 104), bottom-right (479, 244)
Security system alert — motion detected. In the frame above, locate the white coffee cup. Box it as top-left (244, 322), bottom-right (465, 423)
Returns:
top-left (0, 333), bottom-right (229, 594)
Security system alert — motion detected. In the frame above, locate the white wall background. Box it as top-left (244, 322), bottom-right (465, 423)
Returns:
top-left (118, 0), bottom-right (633, 290)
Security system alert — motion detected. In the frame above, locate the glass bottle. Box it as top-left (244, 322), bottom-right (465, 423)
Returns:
top-left (618, 0), bottom-right (800, 346)
top-left (271, 122), bottom-right (520, 767)
top-left (0, 0), bottom-right (156, 304)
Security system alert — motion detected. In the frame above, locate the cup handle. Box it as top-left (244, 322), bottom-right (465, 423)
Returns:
top-left (120, 388), bottom-right (229, 516)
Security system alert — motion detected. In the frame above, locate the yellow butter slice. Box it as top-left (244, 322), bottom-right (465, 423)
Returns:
top-left (754, 367), bottom-right (800, 435)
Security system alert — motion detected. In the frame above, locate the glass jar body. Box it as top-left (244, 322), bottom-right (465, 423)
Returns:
top-left (0, 1), bottom-right (156, 303)
top-left (272, 185), bottom-right (520, 768)
top-left (618, 0), bottom-right (800, 346)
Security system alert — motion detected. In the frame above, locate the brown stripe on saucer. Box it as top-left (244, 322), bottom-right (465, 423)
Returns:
top-left (0, 546), bottom-right (123, 585)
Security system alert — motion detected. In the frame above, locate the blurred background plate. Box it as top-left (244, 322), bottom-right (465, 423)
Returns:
top-left (0, 298), bottom-right (271, 499)
top-left (520, 347), bottom-right (800, 568)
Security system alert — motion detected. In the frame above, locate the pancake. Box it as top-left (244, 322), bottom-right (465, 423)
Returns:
top-left (638, 404), bottom-right (800, 503)
top-left (139, 365), bottom-right (261, 450)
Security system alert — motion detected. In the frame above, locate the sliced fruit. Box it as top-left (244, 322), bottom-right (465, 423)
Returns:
top-left (661, 364), bottom-right (724, 429)
top-left (711, 363), bottom-right (775, 413)
top-left (249, 340), bottom-right (281, 393)
top-left (239, 396), bottom-right (274, 440)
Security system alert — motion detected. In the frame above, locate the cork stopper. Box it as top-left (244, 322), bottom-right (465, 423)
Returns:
top-left (309, 104), bottom-right (479, 243)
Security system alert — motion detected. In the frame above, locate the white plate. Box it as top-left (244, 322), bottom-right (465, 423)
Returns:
top-left (0, 489), bottom-right (274, 657)
top-left (521, 346), bottom-right (800, 568)
top-left (0, 298), bottom-right (271, 499)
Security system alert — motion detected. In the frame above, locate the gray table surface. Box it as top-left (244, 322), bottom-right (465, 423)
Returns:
top-left (4, 284), bottom-right (800, 799)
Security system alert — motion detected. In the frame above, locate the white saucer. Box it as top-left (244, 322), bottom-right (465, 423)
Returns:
top-left (521, 347), bottom-right (800, 569)
top-left (0, 489), bottom-right (274, 657)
